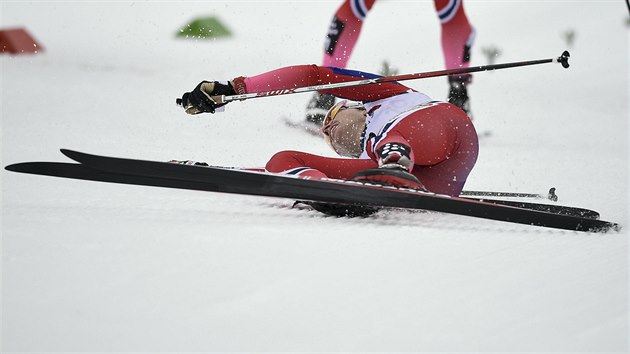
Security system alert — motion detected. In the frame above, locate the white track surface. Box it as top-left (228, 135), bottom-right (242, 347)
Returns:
top-left (2, 1), bottom-right (628, 352)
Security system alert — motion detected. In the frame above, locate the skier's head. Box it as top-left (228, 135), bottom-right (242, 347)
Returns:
top-left (321, 100), bottom-right (367, 158)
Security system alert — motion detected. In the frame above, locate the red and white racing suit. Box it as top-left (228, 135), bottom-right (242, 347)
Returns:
top-left (232, 65), bottom-right (478, 196)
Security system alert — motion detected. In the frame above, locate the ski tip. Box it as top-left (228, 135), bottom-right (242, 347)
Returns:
top-left (60, 148), bottom-right (84, 162)
top-left (4, 162), bottom-right (46, 174)
top-left (5, 163), bottom-right (21, 172)
top-left (61, 149), bottom-right (101, 164)
top-left (60, 148), bottom-right (74, 156)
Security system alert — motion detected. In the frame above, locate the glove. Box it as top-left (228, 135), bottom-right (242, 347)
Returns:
top-left (375, 142), bottom-right (414, 171)
top-left (177, 81), bottom-right (236, 114)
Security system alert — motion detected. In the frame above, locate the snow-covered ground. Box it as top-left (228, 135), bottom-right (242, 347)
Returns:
top-left (2, 1), bottom-right (628, 352)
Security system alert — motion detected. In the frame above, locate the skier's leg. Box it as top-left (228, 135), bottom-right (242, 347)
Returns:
top-left (265, 150), bottom-right (377, 180)
top-left (322, 0), bottom-right (376, 68)
top-left (266, 150), bottom-right (382, 217)
top-left (434, 0), bottom-right (475, 115)
top-left (407, 104), bottom-right (478, 195)
top-left (372, 103), bottom-right (478, 195)
top-left (306, 0), bottom-right (377, 126)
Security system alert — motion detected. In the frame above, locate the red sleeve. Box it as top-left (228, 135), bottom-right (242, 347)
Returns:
top-left (232, 65), bottom-right (412, 102)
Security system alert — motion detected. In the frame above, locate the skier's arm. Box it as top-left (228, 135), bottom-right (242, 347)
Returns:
top-left (177, 65), bottom-right (413, 115)
top-left (234, 65), bottom-right (413, 102)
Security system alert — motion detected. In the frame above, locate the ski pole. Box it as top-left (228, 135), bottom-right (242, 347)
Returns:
top-left (183, 51), bottom-right (570, 106)
top-left (460, 187), bottom-right (558, 201)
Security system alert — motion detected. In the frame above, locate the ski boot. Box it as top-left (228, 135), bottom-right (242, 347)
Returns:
top-left (448, 75), bottom-right (472, 117)
top-left (353, 142), bottom-right (427, 190)
top-left (352, 167), bottom-right (426, 191)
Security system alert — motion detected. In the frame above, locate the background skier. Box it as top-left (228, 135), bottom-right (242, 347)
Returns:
top-left (305, 0), bottom-right (476, 126)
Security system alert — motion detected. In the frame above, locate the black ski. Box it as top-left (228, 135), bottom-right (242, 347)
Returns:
top-left (4, 149), bottom-right (618, 232)
top-left (4, 161), bottom-right (600, 220)
top-left (460, 198), bottom-right (599, 219)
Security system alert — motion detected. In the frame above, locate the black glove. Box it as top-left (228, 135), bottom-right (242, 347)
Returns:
top-left (177, 81), bottom-right (236, 114)
top-left (375, 142), bottom-right (413, 171)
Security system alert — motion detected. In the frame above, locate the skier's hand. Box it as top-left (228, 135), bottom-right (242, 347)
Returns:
top-left (374, 142), bottom-right (414, 172)
top-left (176, 81), bottom-right (235, 114)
